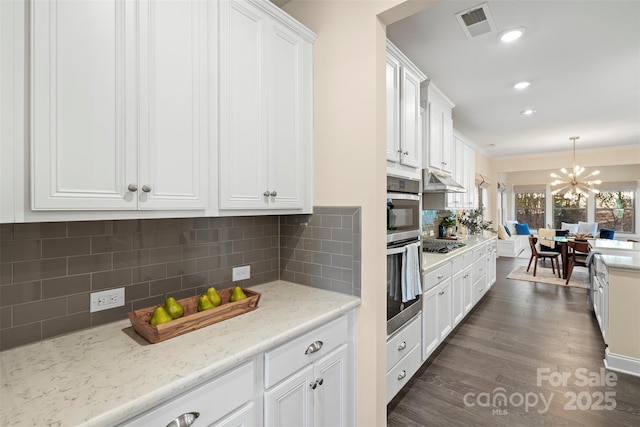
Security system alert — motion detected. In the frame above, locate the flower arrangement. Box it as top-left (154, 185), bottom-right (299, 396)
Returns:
top-left (457, 208), bottom-right (496, 235)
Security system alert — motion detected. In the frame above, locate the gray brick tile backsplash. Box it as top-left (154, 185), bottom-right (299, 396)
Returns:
top-left (42, 237), bottom-right (91, 258)
top-left (0, 209), bottom-right (359, 350)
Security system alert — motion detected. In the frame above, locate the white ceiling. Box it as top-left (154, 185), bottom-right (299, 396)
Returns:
top-left (386, 0), bottom-right (640, 158)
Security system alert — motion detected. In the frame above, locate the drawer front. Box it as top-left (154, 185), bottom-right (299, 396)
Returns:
top-left (386, 343), bottom-right (422, 404)
top-left (424, 262), bottom-right (452, 291)
top-left (264, 315), bottom-right (348, 389)
top-left (451, 255), bottom-right (464, 272)
top-left (473, 246), bottom-right (486, 262)
top-left (386, 313), bottom-right (421, 371)
top-left (119, 360), bottom-right (255, 426)
top-left (463, 252), bottom-right (473, 267)
top-left (472, 258), bottom-right (486, 283)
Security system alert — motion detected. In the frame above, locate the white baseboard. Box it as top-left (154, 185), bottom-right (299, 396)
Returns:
top-left (604, 348), bottom-right (640, 378)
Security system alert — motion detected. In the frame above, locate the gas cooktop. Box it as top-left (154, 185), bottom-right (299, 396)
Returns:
top-left (422, 239), bottom-right (467, 253)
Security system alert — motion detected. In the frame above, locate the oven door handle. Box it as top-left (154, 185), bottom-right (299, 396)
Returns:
top-left (387, 246), bottom-right (407, 256)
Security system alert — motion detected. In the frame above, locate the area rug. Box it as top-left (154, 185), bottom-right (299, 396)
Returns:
top-left (506, 265), bottom-right (589, 289)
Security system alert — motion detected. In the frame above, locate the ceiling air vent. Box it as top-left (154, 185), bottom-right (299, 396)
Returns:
top-left (455, 2), bottom-right (497, 39)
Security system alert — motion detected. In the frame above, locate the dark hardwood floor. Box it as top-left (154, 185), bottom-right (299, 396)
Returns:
top-left (387, 257), bottom-right (640, 426)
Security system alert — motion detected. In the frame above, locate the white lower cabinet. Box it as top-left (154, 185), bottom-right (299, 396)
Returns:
top-left (422, 276), bottom-right (452, 361)
top-left (118, 360), bottom-right (257, 427)
top-left (451, 256), bottom-right (464, 325)
top-left (264, 315), bottom-right (353, 427)
top-left (118, 313), bottom-right (354, 427)
top-left (386, 312), bottom-right (422, 403)
top-left (462, 252), bottom-right (474, 314)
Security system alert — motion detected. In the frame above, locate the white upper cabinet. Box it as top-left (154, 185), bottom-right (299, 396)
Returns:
top-left (426, 83), bottom-right (454, 175)
top-left (386, 40), bottom-right (426, 179)
top-left (31, 0), bottom-right (210, 211)
top-left (218, 0), bottom-right (315, 213)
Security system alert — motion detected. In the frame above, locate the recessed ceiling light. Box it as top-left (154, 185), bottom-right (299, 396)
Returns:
top-left (514, 81), bottom-right (531, 90)
top-left (521, 109), bottom-right (536, 115)
top-left (500, 27), bottom-right (525, 42)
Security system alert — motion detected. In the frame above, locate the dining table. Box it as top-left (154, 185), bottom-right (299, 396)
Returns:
top-left (539, 236), bottom-right (590, 279)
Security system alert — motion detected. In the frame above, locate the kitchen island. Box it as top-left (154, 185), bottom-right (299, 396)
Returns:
top-left (597, 254), bottom-right (640, 377)
top-left (0, 281), bottom-right (360, 426)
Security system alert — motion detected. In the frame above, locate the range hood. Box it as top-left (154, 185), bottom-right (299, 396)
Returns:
top-left (422, 168), bottom-right (466, 193)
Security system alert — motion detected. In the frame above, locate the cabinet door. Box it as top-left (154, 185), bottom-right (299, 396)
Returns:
top-left (422, 284), bottom-right (439, 360)
top-left (267, 20), bottom-right (306, 209)
top-left (313, 344), bottom-right (349, 427)
top-left (427, 103), bottom-right (443, 170)
top-left (464, 144), bottom-right (477, 209)
top-left (137, 0), bottom-right (209, 210)
top-left (385, 54), bottom-right (401, 162)
top-left (437, 278), bottom-right (453, 340)
top-left (452, 270), bottom-right (464, 325)
top-left (219, 0), bottom-right (268, 209)
top-left (463, 265), bottom-right (473, 314)
top-left (399, 67), bottom-right (421, 168)
top-left (265, 364), bottom-right (313, 427)
top-left (31, 0), bottom-right (137, 210)
top-left (441, 116), bottom-right (453, 174)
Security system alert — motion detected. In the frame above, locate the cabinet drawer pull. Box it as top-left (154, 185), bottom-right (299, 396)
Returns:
top-left (263, 191), bottom-right (270, 197)
top-left (316, 377), bottom-right (324, 386)
top-left (270, 190), bottom-right (277, 197)
top-left (127, 183), bottom-right (138, 192)
top-left (166, 412), bottom-right (199, 427)
top-left (310, 381), bottom-right (318, 390)
top-left (397, 370), bottom-right (406, 380)
top-left (142, 184), bottom-right (152, 193)
top-left (397, 341), bottom-right (407, 351)
top-left (437, 274), bottom-right (444, 279)
top-left (305, 340), bottom-right (324, 354)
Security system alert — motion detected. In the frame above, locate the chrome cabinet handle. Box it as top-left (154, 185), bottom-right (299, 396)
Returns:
top-left (142, 184), bottom-right (152, 193)
top-left (403, 151), bottom-right (409, 155)
top-left (310, 381), bottom-right (318, 390)
top-left (166, 412), bottom-right (199, 427)
top-left (263, 191), bottom-right (270, 197)
top-left (397, 149), bottom-right (403, 153)
top-left (127, 183), bottom-right (138, 192)
top-left (397, 341), bottom-right (407, 351)
top-left (305, 340), bottom-right (323, 354)
top-left (437, 274), bottom-right (444, 279)
top-left (270, 191), bottom-right (277, 197)
top-left (316, 377), bottom-right (323, 386)
top-left (398, 370), bottom-right (406, 380)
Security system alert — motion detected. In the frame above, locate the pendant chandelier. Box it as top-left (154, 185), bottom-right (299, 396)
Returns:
top-left (550, 136), bottom-right (601, 199)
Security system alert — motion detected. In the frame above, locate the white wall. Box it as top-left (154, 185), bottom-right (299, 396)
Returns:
top-left (282, 1), bottom-right (434, 425)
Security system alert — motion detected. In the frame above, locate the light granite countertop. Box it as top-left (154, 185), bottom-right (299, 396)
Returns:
top-left (589, 238), bottom-right (640, 255)
top-left (600, 254), bottom-right (640, 272)
top-left (422, 235), bottom-right (497, 273)
top-left (0, 281), bottom-right (361, 427)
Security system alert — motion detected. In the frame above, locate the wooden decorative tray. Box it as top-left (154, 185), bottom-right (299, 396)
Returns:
top-left (128, 287), bottom-right (261, 344)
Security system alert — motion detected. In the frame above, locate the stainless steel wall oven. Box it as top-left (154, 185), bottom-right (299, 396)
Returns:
top-left (387, 176), bottom-right (422, 336)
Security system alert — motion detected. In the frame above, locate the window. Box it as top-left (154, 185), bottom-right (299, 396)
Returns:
top-left (514, 185), bottom-right (545, 230)
top-left (595, 182), bottom-right (636, 233)
top-left (553, 193), bottom-right (587, 228)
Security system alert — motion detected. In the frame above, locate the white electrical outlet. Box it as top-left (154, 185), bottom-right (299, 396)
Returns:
top-left (232, 265), bottom-right (251, 281)
top-left (90, 288), bottom-right (125, 313)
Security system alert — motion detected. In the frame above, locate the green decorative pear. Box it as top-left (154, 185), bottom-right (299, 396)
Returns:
top-left (229, 286), bottom-right (247, 302)
top-left (197, 294), bottom-right (214, 312)
top-left (164, 296), bottom-right (184, 319)
top-left (206, 287), bottom-right (222, 307)
top-left (149, 306), bottom-right (173, 326)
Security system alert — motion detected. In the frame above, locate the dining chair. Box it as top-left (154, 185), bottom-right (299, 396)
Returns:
top-left (527, 236), bottom-right (561, 278)
top-left (565, 240), bottom-right (590, 284)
